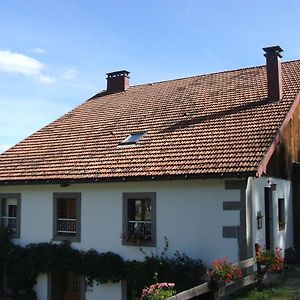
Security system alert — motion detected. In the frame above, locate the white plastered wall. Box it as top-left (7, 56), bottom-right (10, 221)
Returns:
top-left (249, 176), bottom-right (294, 254)
top-left (0, 178), bottom-right (241, 299)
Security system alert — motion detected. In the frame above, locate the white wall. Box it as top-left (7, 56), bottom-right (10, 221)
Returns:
top-left (0, 179), bottom-right (241, 299)
top-left (86, 282), bottom-right (122, 300)
top-left (34, 274), bottom-right (48, 300)
top-left (249, 176), bottom-right (294, 253)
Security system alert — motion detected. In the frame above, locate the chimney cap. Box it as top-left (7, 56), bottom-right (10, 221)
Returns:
top-left (106, 70), bottom-right (130, 79)
top-left (263, 45), bottom-right (283, 58)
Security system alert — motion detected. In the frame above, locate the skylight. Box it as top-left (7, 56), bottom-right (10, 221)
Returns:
top-left (120, 131), bottom-right (146, 146)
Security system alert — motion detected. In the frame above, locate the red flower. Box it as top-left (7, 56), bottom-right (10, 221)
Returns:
top-left (208, 257), bottom-right (242, 285)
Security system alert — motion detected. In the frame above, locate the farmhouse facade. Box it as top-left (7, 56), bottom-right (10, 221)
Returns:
top-left (0, 46), bottom-right (300, 299)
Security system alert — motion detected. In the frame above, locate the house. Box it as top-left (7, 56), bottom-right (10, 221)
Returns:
top-left (0, 45), bottom-right (300, 299)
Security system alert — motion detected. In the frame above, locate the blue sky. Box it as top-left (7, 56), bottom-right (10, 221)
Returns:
top-left (1, 0), bottom-right (300, 152)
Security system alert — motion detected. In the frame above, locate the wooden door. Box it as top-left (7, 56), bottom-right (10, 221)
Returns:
top-left (52, 272), bottom-right (81, 300)
top-left (264, 187), bottom-right (274, 250)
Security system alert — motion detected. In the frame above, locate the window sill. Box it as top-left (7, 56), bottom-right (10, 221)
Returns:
top-left (53, 234), bottom-right (81, 243)
top-left (0, 227), bottom-right (20, 239)
top-left (122, 238), bottom-right (155, 247)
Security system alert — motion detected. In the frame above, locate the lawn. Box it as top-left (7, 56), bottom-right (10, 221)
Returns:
top-left (230, 285), bottom-right (298, 300)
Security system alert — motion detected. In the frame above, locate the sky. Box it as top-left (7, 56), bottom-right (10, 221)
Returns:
top-left (1, 0), bottom-right (300, 153)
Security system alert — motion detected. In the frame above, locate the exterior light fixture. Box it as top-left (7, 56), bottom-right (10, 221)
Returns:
top-left (257, 211), bottom-right (263, 229)
top-left (267, 180), bottom-right (277, 190)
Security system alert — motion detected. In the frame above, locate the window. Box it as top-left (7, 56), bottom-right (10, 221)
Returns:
top-left (122, 192), bottom-right (156, 246)
top-left (119, 131), bottom-right (146, 146)
top-left (53, 193), bottom-right (81, 242)
top-left (278, 198), bottom-right (285, 231)
top-left (0, 193), bottom-right (21, 238)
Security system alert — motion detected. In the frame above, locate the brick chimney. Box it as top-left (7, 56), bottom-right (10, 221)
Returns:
top-left (106, 70), bottom-right (130, 93)
top-left (263, 46), bottom-right (283, 102)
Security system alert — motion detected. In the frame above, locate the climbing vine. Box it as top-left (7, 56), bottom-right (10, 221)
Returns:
top-left (0, 230), bottom-right (205, 299)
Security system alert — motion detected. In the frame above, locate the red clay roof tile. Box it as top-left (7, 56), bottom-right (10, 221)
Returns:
top-left (1, 61), bottom-right (300, 183)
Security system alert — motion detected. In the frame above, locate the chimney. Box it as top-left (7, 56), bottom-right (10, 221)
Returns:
top-left (263, 46), bottom-right (283, 102)
top-left (106, 70), bottom-right (130, 93)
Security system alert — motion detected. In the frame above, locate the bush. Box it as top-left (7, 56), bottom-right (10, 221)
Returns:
top-left (126, 251), bottom-right (206, 297)
top-left (6, 245), bottom-right (38, 293)
top-left (0, 234), bottom-right (205, 299)
top-left (13, 289), bottom-right (37, 300)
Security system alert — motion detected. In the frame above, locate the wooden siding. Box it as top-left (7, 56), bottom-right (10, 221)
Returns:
top-left (267, 100), bottom-right (300, 179)
top-left (266, 100), bottom-right (300, 251)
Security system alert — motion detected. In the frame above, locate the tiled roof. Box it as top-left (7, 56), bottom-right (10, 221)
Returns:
top-left (1, 60), bottom-right (300, 183)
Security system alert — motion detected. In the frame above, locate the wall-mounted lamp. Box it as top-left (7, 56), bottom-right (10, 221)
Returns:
top-left (267, 180), bottom-right (277, 190)
top-left (257, 211), bottom-right (263, 229)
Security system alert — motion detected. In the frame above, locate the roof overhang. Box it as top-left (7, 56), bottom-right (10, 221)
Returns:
top-left (0, 171), bottom-right (256, 186)
top-left (256, 90), bottom-right (300, 177)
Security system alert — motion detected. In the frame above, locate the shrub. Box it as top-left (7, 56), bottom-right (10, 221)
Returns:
top-left (126, 251), bottom-right (205, 298)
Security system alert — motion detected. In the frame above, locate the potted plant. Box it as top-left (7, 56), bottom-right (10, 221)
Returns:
top-left (207, 257), bottom-right (242, 290)
top-left (255, 244), bottom-right (284, 290)
top-left (256, 245), bottom-right (284, 272)
top-left (121, 230), bottom-right (151, 244)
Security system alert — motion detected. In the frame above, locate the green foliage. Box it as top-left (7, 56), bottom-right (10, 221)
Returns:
top-left (0, 236), bottom-right (125, 297)
top-left (0, 233), bottom-right (205, 299)
top-left (256, 245), bottom-right (284, 272)
top-left (208, 257), bottom-right (242, 285)
top-left (6, 245), bottom-right (38, 292)
top-left (0, 228), bottom-right (14, 260)
top-left (141, 283), bottom-right (176, 300)
top-left (12, 289), bottom-right (37, 300)
top-left (126, 251), bottom-right (206, 297)
top-left (231, 286), bottom-right (298, 300)
top-left (82, 250), bottom-right (125, 284)
top-left (26, 241), bottom-right (82, 274)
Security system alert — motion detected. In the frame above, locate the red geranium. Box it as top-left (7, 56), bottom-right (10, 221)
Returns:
top-left (208, 257), bottom-right (242, 284)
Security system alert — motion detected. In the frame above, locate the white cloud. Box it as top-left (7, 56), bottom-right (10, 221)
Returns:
top-left (0, 144), bottom-right (11, 153)
top-left (38, 74), bottom-right (56, 84)
top-left (0, 50), bottom-right (43, 75)
top-left (0, 49), bottom-right (55, 84)
top-left (62, 68), bottom-right (77, 80)
top-left (33, 48), bottom-right (46, 54)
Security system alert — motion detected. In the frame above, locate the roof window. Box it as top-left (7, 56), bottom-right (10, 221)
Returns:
top-left (120, 131), bottom-right (146, 146)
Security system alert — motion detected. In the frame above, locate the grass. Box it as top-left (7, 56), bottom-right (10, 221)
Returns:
top-left (229, 265), bottom-right (300, 300)
top-left (230, 285), bottom-right (298, 300)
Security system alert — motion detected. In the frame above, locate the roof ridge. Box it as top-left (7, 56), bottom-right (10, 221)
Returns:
top-left (129, 59), bottom-right (300, 89)
top-left (90, 59), bottom-right (300, 99)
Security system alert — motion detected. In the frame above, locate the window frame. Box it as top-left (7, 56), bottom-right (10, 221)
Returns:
top-left (119, 131), bottom-right (146, 146)
top-left (278, 197), bottom-right (285, 231)
top-left (122, 192), bottom-right (156, 247)
top-left (0, 193), bottom-right (21, 239)
top-left (53, 193), bottom-right (81, 242)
